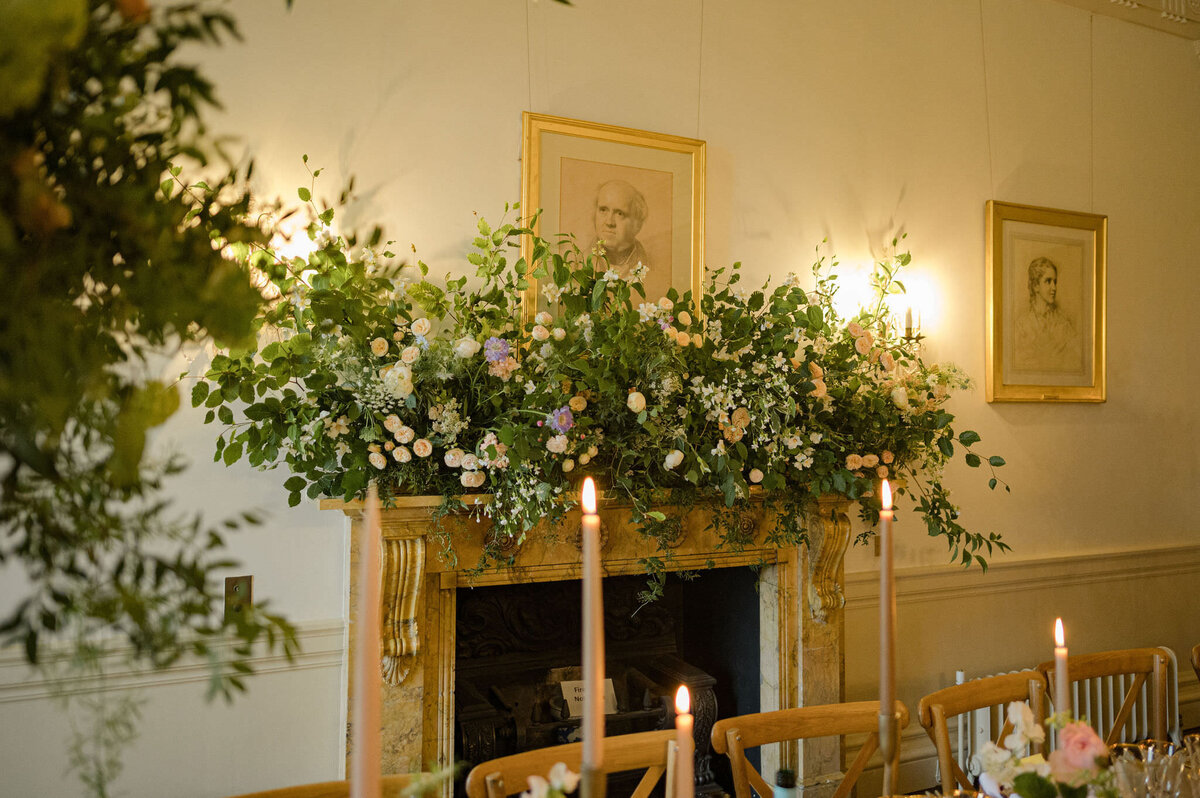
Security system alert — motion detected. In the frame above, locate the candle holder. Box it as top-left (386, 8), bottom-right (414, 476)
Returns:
top-left (579, 767), bottom-right (607, 798)
top-left (879, 708), bottom-right (902, 796)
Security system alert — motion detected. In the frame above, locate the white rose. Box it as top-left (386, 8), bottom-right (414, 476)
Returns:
top-left (626, 391), bottom-right (646, 413)
top-left (383, 414), bottom-right (402, 433)
top-left (368, 452), bottom-right (387, 470)
top-left (532, 324), bottom-right (550, 341)
top-left (413, 438), bottom-right (433, 457)
top-left (370, 337), bottom-right (389, 357)
top-left (395, 425), bottom-right (415, 444)
top-left (663, 449), bottom-right (684, 470)
top-left (444, 448), bottom-right (464, 468)
top-left (677, 310), bottom-right (692, 327)
top-left (411, 318), bottom-right (432, 337)
top-left (891, 386), bottom-right (910, 408)
top-left (546, 434), bottom-right (568, 454)
top-left (534, 311), bottom-right (552, 326)
top-left (454, 337), bottom-right (481, 358)
top-left (461, 453), bottom-right (480, 471)
top-left (1004, 701), bottom-right (1045, 748)
top-left (562, 459), bottom-right (575, 473)
top-left (749, 468), bottom-right (764, 484)
top-left (578, 453), bottom-right (591, 465)
top-left (552, 327), bottom-right (566, 341)
top-left (401, 345), bottom-right (420, 364)
top-left (392, 446), bottom-right (412, 463)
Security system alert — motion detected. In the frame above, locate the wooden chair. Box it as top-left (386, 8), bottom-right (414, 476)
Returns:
top-left (917, 669), bottom-right (1047, 795)
top-left (227, 773), bottom-right (426, 798)
top-left (709, 700), bottom-right (910, 798)
top-left (464, 728), bottom-right (676, 798)
top-left (1036, 647), bottom-right (1171, 744)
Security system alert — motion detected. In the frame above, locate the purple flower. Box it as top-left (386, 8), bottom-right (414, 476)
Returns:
top-left (547, 406), bottom-right (574, 434)
top-left (484, 336), bottom-right (509, 363)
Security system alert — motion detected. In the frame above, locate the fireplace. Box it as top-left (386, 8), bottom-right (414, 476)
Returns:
top-left (325, 493), bottom-right (852, 797)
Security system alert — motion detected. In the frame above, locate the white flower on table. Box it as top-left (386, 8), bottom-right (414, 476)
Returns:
top-left (521, 762), bottom-right (580, 798)
top-left (1004, 700), bottom-right (1045, 749)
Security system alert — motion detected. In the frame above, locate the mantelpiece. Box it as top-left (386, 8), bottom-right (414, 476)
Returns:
top-left (323, 493), bottom-right (855, 797)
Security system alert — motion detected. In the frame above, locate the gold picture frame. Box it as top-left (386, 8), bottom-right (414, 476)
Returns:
top-left (520, 112), bottom-right (705, 321)
top-left (985, 200), bottom-right (1107, 403)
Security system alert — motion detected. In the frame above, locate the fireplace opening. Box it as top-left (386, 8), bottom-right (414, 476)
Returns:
top-left (454, 567), bottom-right (761, 796)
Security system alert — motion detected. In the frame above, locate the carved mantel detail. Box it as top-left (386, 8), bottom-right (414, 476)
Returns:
top-left (804, 496), bottom-right (853, 622)
top-left (380, 536), bottom-right (424, 685)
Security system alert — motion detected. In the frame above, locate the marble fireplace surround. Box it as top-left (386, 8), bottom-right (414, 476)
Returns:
top-left (324, 493), bottom-right (853, 796)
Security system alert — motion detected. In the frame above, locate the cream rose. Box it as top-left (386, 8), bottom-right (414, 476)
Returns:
top-left (531, 324), bottom-right (550, 341)
top-left (862, 453), bottom-right (879, 468)
top-left (847, 322), bottom-right (865, 338)
top-left (880, 351), bottom-right (896, 371)
top-left (675, 331), bottom-right (690, 347)
top-left (392, 446), bottom-right (412, 463)
top-left (626, 391), bottom-right (646, 413)
top-left (552, 327), bottom-right (566, 341)
top-left (845, 453), bottom-right (863, 470)
top-left (461, 453), bottom-right (480, 471)
top-left (657, 296), bottom-right (673, 310)
top-left (444, 448), bottom-right (465, 468)
top-left (677, 310), bottom-right (692, 327)
top-left (395, 426), bottom-right (415, 444)
top-left (882, 450), bottom-right (895, 464)
top-left (891, 386), bottom-right (910, 408)
top-left (413, 438), bottom-right (433, 458)
top-left (854, 336), bottom-right (872, 355)
top-left (546, 434), bottom-right (568, 454)
top-left (460, 470), bottom-right (486, 489)
top-left (534, 311), bottom-right (552, 326)
top-left (401, 345), bottom-right (420, 364)
top-left (383, 414), bottom-right (402, 433)
top-left (562, 459), bottom-right (575, 473)
top-left (578, 453), bottom-right (591, 465)
top-left (368, 452), bottom-right (387, 470)
top-left (411, 317), bottom-right (432, 337)
top-left (876, 465), bottom-right (888, 478)
top-left (370, 337), bottom-right (389, 357)
top-left (663, 449), bottom-right (684, 470)
top-left (454, 337), bottom-right (481, 358)
top-left (749, 468), bottom-right (764, 484)
top-left (691, 333), bottom-right (702, 347)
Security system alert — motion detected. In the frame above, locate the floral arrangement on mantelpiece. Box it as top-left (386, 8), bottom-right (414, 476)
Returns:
top-left (974, 702), bottom-right (1116, 798)
top-left (196, 173), bottom-right (1009, 590)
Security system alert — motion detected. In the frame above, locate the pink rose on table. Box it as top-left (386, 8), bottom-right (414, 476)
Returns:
top-left (1048, 722), bottom-right (1107, 782)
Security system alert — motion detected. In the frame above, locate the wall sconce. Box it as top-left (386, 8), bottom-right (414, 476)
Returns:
top-left (903, 306), bottom-right (924, 343)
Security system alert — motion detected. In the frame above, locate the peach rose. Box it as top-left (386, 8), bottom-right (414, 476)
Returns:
top-left (627, 391), bottom-right (646, 413)
top-left (410, 317), bottom-right (432, 337)
top-left (749, 468), bottom-right (764, 484)
top-left (810, 379), bottom-right (827, 398)
top-left (534, 311), bottom-right (553, 326)
top-left (854, 336), bottom-right (872, 355)
top-left (569, 395), bottom-right (587, 413)
top-left (882, 450), bottom-right (895, 464)
top-left (677, 310), bottom-right (692, 327)
top-left (1048, 722), bottom-right (1107, 782)
top-left (392, 446), bottom-right (412, 463)
top-left (675, 331), bottom-right (690, 347)
top-left (368, 452), bottom-right (387, 470)
top-left (876, 465), bottom-right (888, 479)
top-left (862, 453), bottom-right (879, 468)
top-left (383, 414), bottom-right (402, 433)
top-left (413, 439), bottom-right (433, 458)
top-left (401, 345), bottom-right (420, 364)
top-left (395, 426), bottom-right (415, 444)
top-left (845, 453), bottom-right (863, 470)
top-left (532, 324), bottom-right (550, 341)
top-left (371, 337), bottom-right (389, 357)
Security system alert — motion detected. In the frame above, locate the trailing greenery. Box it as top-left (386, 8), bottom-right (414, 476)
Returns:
top-left (201, 183), bottom-right (1010, 592)
top-left (0, 0), bottom-right (296, 689)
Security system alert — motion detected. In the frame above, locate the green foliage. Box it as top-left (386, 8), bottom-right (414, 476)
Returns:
top-left (202, 186), bottom-right (1009, 580)
top-left (0, 0), bottom-right (295, 697)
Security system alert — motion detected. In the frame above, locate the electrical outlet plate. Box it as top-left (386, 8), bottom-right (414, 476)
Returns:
top-left (224, 575), bottom-right (253, 622)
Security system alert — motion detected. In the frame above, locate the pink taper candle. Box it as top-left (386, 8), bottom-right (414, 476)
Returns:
top-left (581, 478), bottom-right (605, 771)
top-left (674, 686), bottom-right (694, 798)
top-left (351, 485), bottom-right (382, 798)
top-left (1054, 618), bottom-right (1070, 716)
top-left (878, 480), bottom-right (898, 788)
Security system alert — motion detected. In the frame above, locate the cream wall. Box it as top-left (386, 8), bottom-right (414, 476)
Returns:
top-left (2, 1), bottom-right (1198, 795)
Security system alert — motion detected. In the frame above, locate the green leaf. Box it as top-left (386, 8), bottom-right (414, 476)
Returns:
top-left (284, 476), bottom-right (306, 492)
top-left (958, 430), bottom-right (981, 446)
top-left (297, 187), bottom-right (311, 202)
top-left (988, 455), bottom-right (1006, 467)
top-left (964, 453), bottom-right (981, 468)
top-left (191, 381), bottom-right (210, 407)
top-left (646, 511), bottom-right (666, 522)
top-left (1012, 774), bottom-right (1058, 798)
top-left (937, 437), bottom-right (953, 457)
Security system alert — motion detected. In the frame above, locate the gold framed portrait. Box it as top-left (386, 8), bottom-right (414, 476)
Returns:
top-left (985, 200), bottom-right (1107, 403)
top-left (519, 112), bottom-right (705, 320)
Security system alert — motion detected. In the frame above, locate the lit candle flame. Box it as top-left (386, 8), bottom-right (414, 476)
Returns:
top-left (582, 477), bottom-right (597, 514)
top-left (1055, 617), bottom-right (1065, 647)
top-left (881, 479), bottom-right (892, 510)
top-left (675, 685), bottom-right (690, 714)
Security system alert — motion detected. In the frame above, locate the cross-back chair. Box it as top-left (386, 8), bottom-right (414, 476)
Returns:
top-left (709, 700), bottom-right (909, 798)
top-left (464, 728), bottom-right (676, 798)
top-left (227, 774), bottom-right (425, 798)
top-left (1036, 646), bottom-right (1171, 745)
top-left (917, 669), bottom-right (1047, 795)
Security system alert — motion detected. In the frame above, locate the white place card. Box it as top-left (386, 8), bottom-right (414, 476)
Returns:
top-left (560, 679), bottom-right (618, 717)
